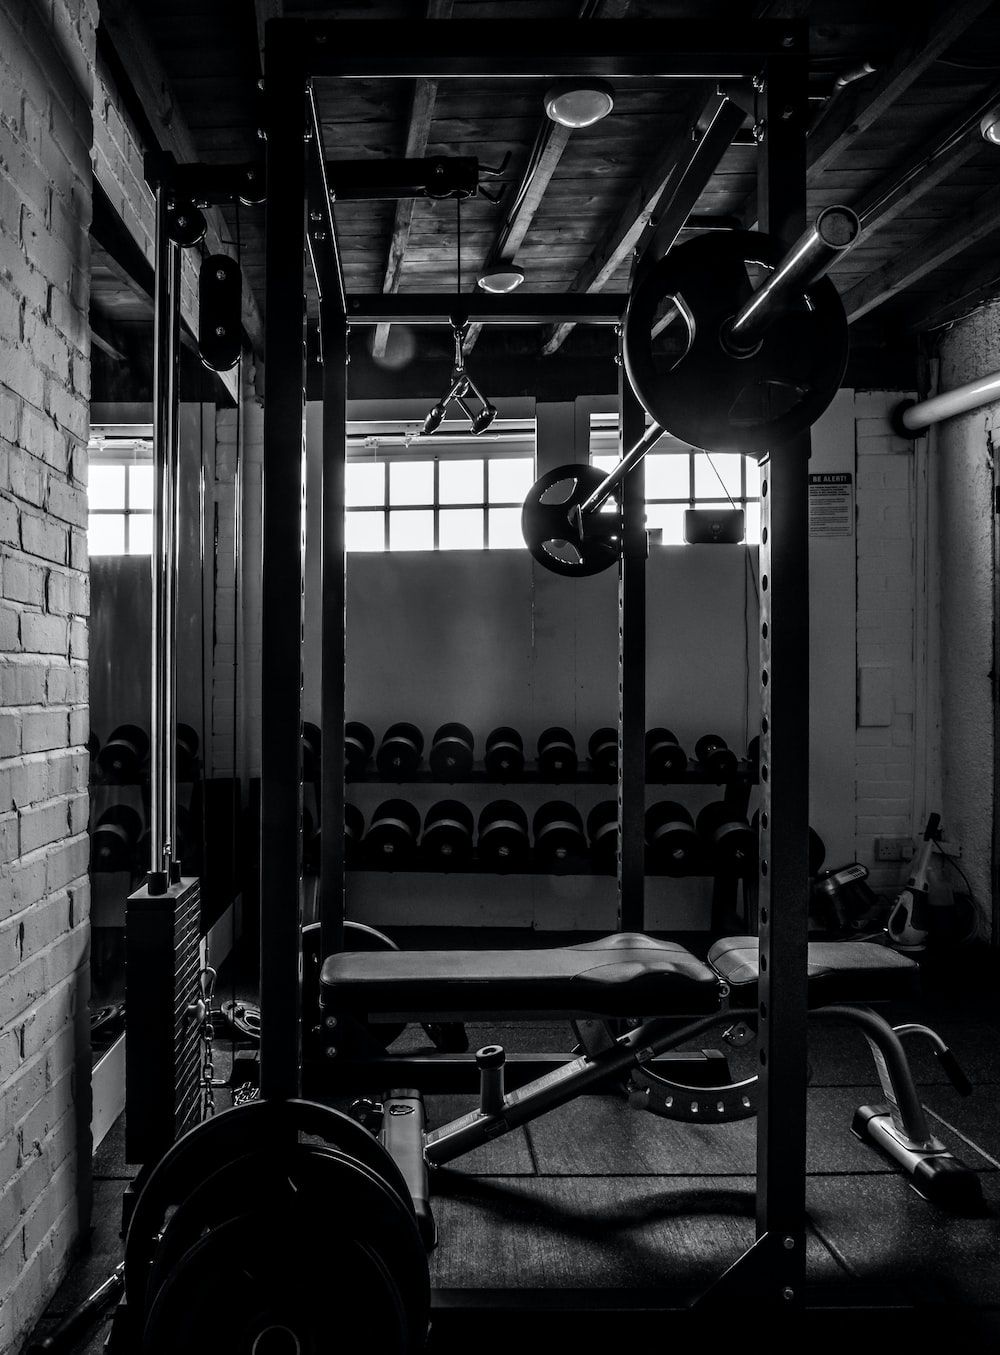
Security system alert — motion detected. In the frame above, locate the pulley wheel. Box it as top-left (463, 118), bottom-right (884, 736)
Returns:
top-left (623, 230), bottom-right (848, 457)
top-left (521, 464), bottom-right (620, 577)
top-left (142, 1211), bottom-right (411, 1354)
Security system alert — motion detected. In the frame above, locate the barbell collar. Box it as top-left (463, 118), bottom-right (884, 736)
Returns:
top-left (724, 205), bottom-right (859, 354)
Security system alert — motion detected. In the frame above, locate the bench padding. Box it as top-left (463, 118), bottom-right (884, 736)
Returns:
top-left (708, 936), bottom-right (918, 1005)
top-left (321, 932), bottom-right (718, 1016)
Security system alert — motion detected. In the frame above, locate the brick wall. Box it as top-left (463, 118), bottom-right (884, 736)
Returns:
top-left (0, 1), bottom-right (95, 1349)
top-left (853, 390), bottom-right (927, 892)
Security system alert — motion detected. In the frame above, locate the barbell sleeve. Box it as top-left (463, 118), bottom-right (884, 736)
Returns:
top-left (725, 205), bottom-right (860, 354)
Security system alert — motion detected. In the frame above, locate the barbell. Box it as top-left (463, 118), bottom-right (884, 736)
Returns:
top-left (522, 209), bottom-right (859, 576)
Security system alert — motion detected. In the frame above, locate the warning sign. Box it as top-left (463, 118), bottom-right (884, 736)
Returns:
top-left (808, 472), bottom-right (854, 537)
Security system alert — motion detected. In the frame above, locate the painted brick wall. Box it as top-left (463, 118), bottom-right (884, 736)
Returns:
top-left (853, 390), bottom-right (927, 893)
top-left (0, 1), bottom-right (95, 1349)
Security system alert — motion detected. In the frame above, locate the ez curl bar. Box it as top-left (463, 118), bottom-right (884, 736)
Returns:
top-left (521, 205), bottom-right (860, 576)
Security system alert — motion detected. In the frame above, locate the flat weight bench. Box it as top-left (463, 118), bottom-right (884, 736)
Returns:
top-left (320, 933), bottom-right (983, 1225)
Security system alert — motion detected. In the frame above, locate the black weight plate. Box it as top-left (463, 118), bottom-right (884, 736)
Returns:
top-left (124, 1099), bottom-right (415, 1307)
top-left (623, 230), bottom-right (848, 457)
top-left (142, 1145), bottom-right (429, 1348)
top-left (521, 464), bottom-right (620, 577)
top-left (143, 1211), bottom-right (411, 1355)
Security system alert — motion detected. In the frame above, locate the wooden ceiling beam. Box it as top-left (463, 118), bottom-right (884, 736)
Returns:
top-left (903, 254), bottom-right (1000, 335)
top-left (371, 0), bottom-right (454, 360)
top-left (842, 187), bottom-right (1000, 323)
top-left (541, 86), bottom-right (743, 356)
top-left (99, 0), bottom-right (265, 363)
top-left (804, 0), bottom-right (996, 179)
top-left (255, 0), bottom-right (283, 73)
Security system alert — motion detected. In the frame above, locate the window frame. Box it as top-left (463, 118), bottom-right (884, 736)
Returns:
top-left (87, 431), bottom-right (155, 557)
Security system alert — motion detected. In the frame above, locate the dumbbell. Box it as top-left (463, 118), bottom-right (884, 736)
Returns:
top-left (376, 723), bottom-right (424, 778)
top-left (345, 722), bottom-right (374, 778)
top-left (176, 723), bottom-right (200, 781)
top-left (537, 726), bottom-right (578, 779)
top-left (91, 804), bottom-right (143, 873)
top-left (302, 721), bottom-right (322, 782)
top-left (646, 728), bottom-right (687, 780)
top-left (478, 800), bottom-right (531, 870)
top-left (365, 798), bottom-right (421, 866)
top-left (484, 726), bottom-right (524, 778)
top-left (645, 801), bottom-right (701, 875)
top-left (97, 724), bottom-right (149, 783)
top-left (697, 801), bottom-right (755, 873)
top-left (422, 800), bottom-right (475, 867)
top-left (587, 800), bottom-right (618, 872)
top-left (588, 727), bottom-right (618, 778)
top-left (429, 723), bottom-right (475, 779)
top-left (533, 800), bottom-right (587, 866)
top-left (749, 809), bottom-right (826, 876)
top-left (695, 734), bottom-right (739, 782)
top-left (345, 803), bottom-right (365, 867)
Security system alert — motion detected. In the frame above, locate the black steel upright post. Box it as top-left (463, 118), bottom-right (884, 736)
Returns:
top-left (259, 29), bottom-right (308, 1101)
top-left (617, 370), bottom-right (646, 932)
top-left (754, 44), bottom-right (811, 1293)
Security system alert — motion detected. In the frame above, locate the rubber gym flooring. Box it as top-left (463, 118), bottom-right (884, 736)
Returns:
top-left (24, 976), bottom-right (1000, 1352)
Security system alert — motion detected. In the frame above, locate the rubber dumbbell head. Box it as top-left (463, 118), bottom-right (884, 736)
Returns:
top-left (345, 722), bottom-right (375, 778)
top-left (345, 803), bottom-right (365, 867)
top-left (478, 800), bottom-right (530, 870)
top-left (588, 727), bottom-right (618, 778)
top-left (533, 800), bottom-right (587, 866)
top-left (91, 804), bottom-right (144, 873)
top-left (176, 723), bottom-right (200, 781)
top-left (97, 724), bottom-right (149, 783)
top-left (537, 726), bottom-right (578, 780)
top-left (376, 723), bottom-right (424, 778)
top-left (587, 800), bottom-right (618, 872)
top-left (484, 726), bottom-right (524, 779)
top-left (365, 798), bottom-right (421, 865)
top-left (429, 723), bottom-right (475, 779)
top-left (695, 734), bottom-right (738, 783)
top-left (697, 801), bottom-right (754, 873)
top-left (302, 721), bottom-right (322, 782)
top-left (422, 799), bottom-right (475, 867)
top-left (646, 728), bottom-right (687, 780)
top-left (645, 800), bottom-right (700, 876)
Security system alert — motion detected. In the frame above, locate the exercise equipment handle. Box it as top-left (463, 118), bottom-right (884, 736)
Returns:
top-left (725, 206), bottom-right (859, 353)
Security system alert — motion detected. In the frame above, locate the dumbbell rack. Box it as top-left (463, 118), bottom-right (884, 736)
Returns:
top-left (340, 755), bottom-right (756, 933)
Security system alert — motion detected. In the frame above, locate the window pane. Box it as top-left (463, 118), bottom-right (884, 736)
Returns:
top-left (439, 508), bottom-right (483, 550)
top-left (744, 458), bottom-right (762, 498)
top-left (88, 513), bottom-right (125, 554)
top-left (744, 501), bottom-right (761, 545)
top-left (439, 459), bottom-right (483, 505)
top-left (488, 457), bottom-right (534, 504)
top-left (389, 459), bottom-right (433, 506)
top-left (346, 462), bottom-right (385, 507)
top-left (695, 453), bottom-right (743, 499)
top-left (89, 465), bottom-right (125, 510)
top-left (591, 454), bottom-right (618, 475)
top-left (644, 503), bottom-right (686, 545)
top-left (389, 509), bottom-right (434, 551)
top-left (488, 507), bottom-right (524, 549)
top-left (129, 464), bottom-right (154, 509)
top-left (127, 513), bottom-right (153, 555)
top-left (645, 454), bottom-right (690, 500)
top-left (346, 511), bottom-right (385, 552)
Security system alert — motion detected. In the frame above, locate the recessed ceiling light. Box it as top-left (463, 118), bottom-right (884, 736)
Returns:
top-left (981, 107), bottom-right (1000, 144)
top-left (544, 79), bottom-right (615, 129)
top-left (477, 265), bottom-right (526, 293)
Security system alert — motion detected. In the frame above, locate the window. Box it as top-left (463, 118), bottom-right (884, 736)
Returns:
top-left (591, 416), bottom-right (761, 545)
top-left (345, 419), bottom-right (535, 552)
top-left (87, 431), bottom-right (154, 555)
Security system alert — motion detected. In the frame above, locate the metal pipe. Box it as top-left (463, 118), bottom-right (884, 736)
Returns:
top-left (149, 186), bottom-right (180, 895)
top-left (725, 205), bottom-right (860, 353)
top-left (896, 369), bottom-right (1000, 433)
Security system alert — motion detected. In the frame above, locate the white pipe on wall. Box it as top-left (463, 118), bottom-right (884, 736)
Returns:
top-left (896, 369), bottom-right (1000, 434)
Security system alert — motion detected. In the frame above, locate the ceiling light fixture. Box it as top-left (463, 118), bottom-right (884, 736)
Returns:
top-left (981, 107), bottom-right (1000, 144)
top-left (476, 264), bottom-right (526, 293)
top-left (544, 79), bottom-right (615, 128)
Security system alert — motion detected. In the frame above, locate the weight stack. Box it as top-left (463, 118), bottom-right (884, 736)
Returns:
top-left (125, 877), bottom-right (204, 1165)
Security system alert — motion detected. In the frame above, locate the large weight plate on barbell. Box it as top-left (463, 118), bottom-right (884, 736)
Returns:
top-left (143, 1210), bottom-right (412, 1354)
top-left (142, 1145), bottom-right (429, 1350)
top-left (521, 463), bottom-right (620, 577)
top-left (623, 230), bottom-right (849, 457)
top-left (124, 1099), bottom-right (415, 1310)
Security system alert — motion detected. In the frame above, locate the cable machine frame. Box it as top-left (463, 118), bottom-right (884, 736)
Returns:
top-left (260, 16), bottom-right (811, 1307)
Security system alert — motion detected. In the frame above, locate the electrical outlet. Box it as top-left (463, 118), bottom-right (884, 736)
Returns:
top-left (875, 836), bottom-right (911, 862)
